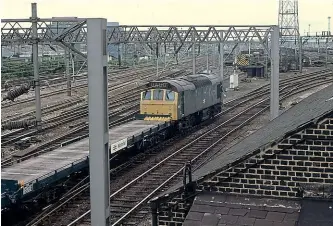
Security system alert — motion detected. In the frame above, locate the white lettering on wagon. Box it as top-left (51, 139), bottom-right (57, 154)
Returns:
top-left (22, 182), bottom-right (34, 195)
top-left (110, 138), bottom-right (128, 154)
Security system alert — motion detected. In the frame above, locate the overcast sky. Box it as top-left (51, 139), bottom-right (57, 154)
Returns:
top-left (1, 0), bottom-right (332, 34)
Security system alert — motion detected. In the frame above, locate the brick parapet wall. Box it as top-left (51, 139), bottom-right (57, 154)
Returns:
top-left (200, 117), bottom-right (333, 198)
top-left (157, 193), bottom-right (195, 226)
top-left (155, 116), bottom-right (333, 225)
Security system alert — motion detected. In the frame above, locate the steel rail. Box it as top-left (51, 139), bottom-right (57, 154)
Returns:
top-left (0, 64), bottom-right (201, 166)
top-left (1, 56), bottom-right (204, 108)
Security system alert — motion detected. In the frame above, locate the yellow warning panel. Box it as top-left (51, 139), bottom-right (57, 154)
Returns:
top-left (144, 116), bottom-right (171, 122)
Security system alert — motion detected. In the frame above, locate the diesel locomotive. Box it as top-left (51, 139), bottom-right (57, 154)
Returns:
top-left (137, 73), bottom-right (223, 131)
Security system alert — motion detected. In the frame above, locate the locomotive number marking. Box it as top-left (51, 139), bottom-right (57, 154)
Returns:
top-left (150, 83), bottom-right (168, 88)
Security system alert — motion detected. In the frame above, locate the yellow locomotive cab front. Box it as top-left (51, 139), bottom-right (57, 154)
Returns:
top-left (140, 89), bottom-right (178, 121)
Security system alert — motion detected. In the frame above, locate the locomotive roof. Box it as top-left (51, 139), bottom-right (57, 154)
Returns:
top-left (148, 73), bottom-right (221, 92)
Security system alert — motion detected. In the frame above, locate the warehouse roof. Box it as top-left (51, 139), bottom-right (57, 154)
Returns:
top-left (183, 193), bottom-right (333, 226)
top-left (183, 193), bottom-right (302, 226)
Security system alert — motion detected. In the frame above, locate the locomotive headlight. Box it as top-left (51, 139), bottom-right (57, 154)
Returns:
top-left (19, 180), bottom-right (24, 187)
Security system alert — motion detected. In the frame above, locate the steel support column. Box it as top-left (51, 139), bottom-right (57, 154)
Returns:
top-left (264, 41), bottom-right (268, 78)
top-left (270, 25), bottom-right (280, 121)
top-left (31, 3), bottom-right (41, 130)
top-left (87, 18), bottom-right (110, 226)
top-left (117, 44), bottom-right (121, 67)
top-left (326, 39), bottom-right (328, 68)
top-left (192, 43), bottom-right (196, 74)
top-left (299, 37), bottom-right (303, 73)
top-left (219, 42), bottom-right (224, 84)
top-left (206, 44), bottom-right (209, 73)
top-left (156, 43), bottom-right (159, 77)
top-left (65, 48), bottom-right (71, 96)
top-left (164, 44), bottom-right (167, 67)
top-left (1, 46), bottom-right (3, 68)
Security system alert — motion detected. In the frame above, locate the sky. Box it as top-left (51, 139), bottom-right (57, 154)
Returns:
top-left (1, 0), bottom-right (332, 34)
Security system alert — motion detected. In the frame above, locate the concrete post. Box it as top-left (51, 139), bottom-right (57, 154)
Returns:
top-left (87, 18), bottom-right (110, 226)
top-left (270, 25), bottom-right (280, 121)
top-left (31, 3), bottom-right (42, 130)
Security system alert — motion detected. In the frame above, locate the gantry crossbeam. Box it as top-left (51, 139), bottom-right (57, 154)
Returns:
top-left (107, 25), bottom-right (273, 44)
top-left (1, 18), bottom-right (87, 45)
top-left (2, 19), bottom-right (274, 45)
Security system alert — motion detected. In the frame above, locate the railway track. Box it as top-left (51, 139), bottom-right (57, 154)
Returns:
top-left (1, 63), bottom-right (154, 91)
top-left (1, 90), bottom-right (140, 147)
top-left (1, 58), bottom-right (215, 162)
top-left (21, 69), bottom-right (332, 226)
top-left (0, 66), bottom-right (198, 166)
top-left (1, 79), bottom-right (145, 127)
top-left (1, 64), bottom-right (180, 129)
top-left (1, 57), bottom-right (208, 124)
top-left (1, 58), bottom-right (201, 109)
top-left (0, 71), bottom-right (135, 109)
top-left (1, 72), bottom-right (85, 89)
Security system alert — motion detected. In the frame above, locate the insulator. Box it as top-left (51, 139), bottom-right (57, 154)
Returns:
top-left (1, 120), bottom-right (36, 131)
top-left (3, 83), bottom-right (32, 102)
